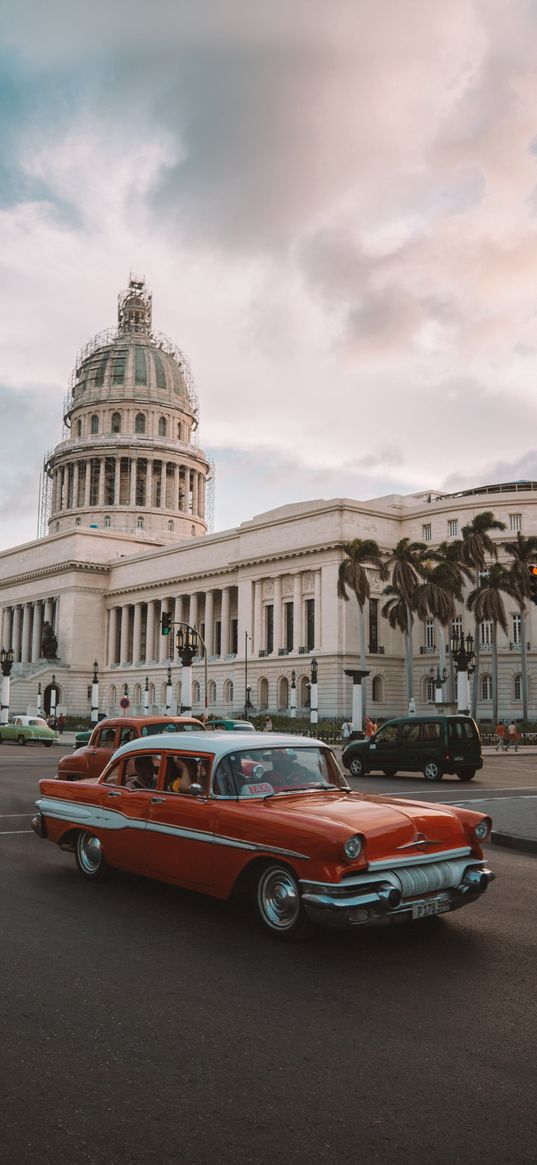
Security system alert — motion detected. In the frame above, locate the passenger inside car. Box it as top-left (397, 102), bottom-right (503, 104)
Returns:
top-left (125, 755), bottom-right (156, 790)
top-left (165, 755), bottom-right (209, 794)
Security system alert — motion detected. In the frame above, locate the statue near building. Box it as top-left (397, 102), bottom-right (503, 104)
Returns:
top-left (41, 622), bottom-right (58, 660)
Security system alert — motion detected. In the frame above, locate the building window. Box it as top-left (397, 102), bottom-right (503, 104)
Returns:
top-left (284, 603), bottom-right (294, 652)
top-left (158, 416), bottom-right (167, 437)
top-left (137, 517), bottom-right (144, 529)
top-left (265, 605), bottom-right (274, 654)
top-left (75, 517), bottom-right (81, 526)
top-left (89, 458), bottom-right (100, 506)
top-left (480, 675), bottom-right (492, 700)
top-left (480, 621), bottom-right (494, 646)
top-left (224, 679), bottom-right (233, 703)
top-left (192, 680), bottom-right (200, 704)
top-left (208, 680), bottom-right (217, 705)
top-left (425, 677), bottom-right (435, 702)
top-left (111, 412), bottom-right (121, 433)
top-left (422, 523), bottom-right (432, 542)
top-left (135, 346), bottom-right (147, 385)
top-left (167, 520), bottom-right (174, 532)
top-left (278, 676), bottom-right (289, 711)
top-left (112, 349), bottom-right (127, 384)
top-left (512, 614), bottom-right (521, 645)
top-left (90, 415), bottom-right (99, 434)
top-left (153, 350), bottom-right (167, 390)
top-left (135, 413), bottom-right (146, 434)
top-left (177, 422), bottom-right (183, 440)
top-left (258, 677), bottom-right (269, 710)
top-left (371, 675), bottom-right (383, 702)
top-left (448, 519), bottom-right (458, 537)
top-left (425, 619), bottom-right (435, 649)
top-left (76, 418), bottom-right (82, 437)
top-left (509, 513), bottom-right (522, 532)
top-left (191, 525), bottom-right (196, 535)
top-left (104, 516), bottom-right (111, 528)
top-left (305, 598), bottom-right (315, 651)
top-left (451, 616), bottom-right (463, 643)
top-left (514, 675), bottom-right (522, 701)
top-left (135, 460), bottom-right (147, 506)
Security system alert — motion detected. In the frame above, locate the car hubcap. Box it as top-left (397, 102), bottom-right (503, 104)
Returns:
top-left (78, 833), bottom-right (102, 874)
top-left (259, 869), bottom-right (299, 930)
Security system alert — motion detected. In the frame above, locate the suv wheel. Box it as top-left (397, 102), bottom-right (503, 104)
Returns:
top-left (348, 755), bottom-right (365, 778)
top-left (423, 760), bottom-right (442, 782)
top-left (456, 768), bottom-right (476, 781)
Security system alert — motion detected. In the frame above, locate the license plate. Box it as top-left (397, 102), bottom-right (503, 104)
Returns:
top-left (412, 896), bottom-right (451, 919)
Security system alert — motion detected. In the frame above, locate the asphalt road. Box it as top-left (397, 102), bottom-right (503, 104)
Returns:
top-left (1, 749), bottom-right (536, 1165)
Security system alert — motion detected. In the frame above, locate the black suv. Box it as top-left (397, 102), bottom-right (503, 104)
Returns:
top-left (342, 715), bottom-right (482, 782)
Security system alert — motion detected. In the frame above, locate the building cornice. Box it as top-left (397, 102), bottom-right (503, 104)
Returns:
top-left (0, 560), bottom-right (111, 589)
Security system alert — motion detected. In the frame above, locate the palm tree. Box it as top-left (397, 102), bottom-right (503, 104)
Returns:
top-left (427, 541), bottom-right (474, 699)
top-left (337, 539), bottom-right (387, 717)
top-left (501, 532), bottom-right (537, 721)
top-left (460, 512), bottom-right (506, 717)
top-left (382, 539), bottom-right (427, 704)
top-left (466, 563), bottom-right (510, 726)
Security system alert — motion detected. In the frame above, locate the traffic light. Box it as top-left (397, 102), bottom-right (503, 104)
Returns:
top-left (528, 565), bottom-right (537, 605)
top-left (161, 611), bottom-right (172, 636)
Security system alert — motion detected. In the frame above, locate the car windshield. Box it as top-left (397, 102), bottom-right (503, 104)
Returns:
top-left (140, 722), bottom-right (192, 736)
top-left (213, 746), bottom-right (348, 798)
top-left (29, 719), bottom-right (48, 728)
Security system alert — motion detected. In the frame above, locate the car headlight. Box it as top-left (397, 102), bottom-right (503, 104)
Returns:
top-left (343, 834), bottom-right (363, 861)
top-left (474, 817), bottom-right (491, 842)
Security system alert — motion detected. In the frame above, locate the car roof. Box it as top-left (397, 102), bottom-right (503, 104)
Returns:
top-left (92, 715), bottom-right (204, 728)
top-left (113, 731), bottom-right (324, 762)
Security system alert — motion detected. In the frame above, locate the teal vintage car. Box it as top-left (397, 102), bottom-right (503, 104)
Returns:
top-left (0, 715), bottom-right (57, 747)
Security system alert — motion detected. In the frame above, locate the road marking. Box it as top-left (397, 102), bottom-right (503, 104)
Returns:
top-left (0, 829), bottom-right (33, 835)
top-left (0, 813), bottom-right (34, 818)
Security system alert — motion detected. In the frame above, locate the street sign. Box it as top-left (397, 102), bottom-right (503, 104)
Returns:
top-left (120, 696), bottom-right (130, 710)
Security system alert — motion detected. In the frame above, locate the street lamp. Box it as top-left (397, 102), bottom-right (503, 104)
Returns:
top-left (310, 658), bottom-right (318, 725)
top-left (429, 664), bottom-right (448, 705)
top-left (50, 673), bottom-right (57, 722)
top-left (290, 670), bottom-right (297, 719)
top-left (36, 681), bottom-right (42, 717)
top-left (91, 659), bottom-right (99, 723)
top-left (176, 624), bottom-right (201, 715)
top-left (449, 632), bottom-right (476, 714)
top-left (143, 675), bottom-right (150, 715)
top-left (244, 631), bottom-right (251, 720)
top-left (0, 648), bottom-right (15, 725)
top-left (165, 664), bottom-right (173, 714)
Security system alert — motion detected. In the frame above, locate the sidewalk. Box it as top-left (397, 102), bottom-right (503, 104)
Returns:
top-left (53, 733), bottom-right (537, 856)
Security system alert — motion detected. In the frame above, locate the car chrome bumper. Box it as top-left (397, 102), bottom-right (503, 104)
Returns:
top-left (300, 860), bottom-right (495, 929)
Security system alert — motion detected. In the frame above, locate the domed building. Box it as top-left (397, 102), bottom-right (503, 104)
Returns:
top-left (44, 277), bottom-right (210, 543)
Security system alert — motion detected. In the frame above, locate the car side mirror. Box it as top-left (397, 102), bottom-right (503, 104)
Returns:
top-left (188, 782), bottom-right (203, 797)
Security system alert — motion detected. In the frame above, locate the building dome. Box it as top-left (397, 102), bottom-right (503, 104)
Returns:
top-left (43, 276), bottom-right (211, 544)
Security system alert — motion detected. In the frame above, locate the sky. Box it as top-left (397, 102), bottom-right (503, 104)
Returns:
top-left (2, 0), bottom-right (537, 549)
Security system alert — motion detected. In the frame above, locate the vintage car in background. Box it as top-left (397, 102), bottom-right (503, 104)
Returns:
top-left (34, 732), bottom-right (494, 939)
top-left (206, 718), bottom-right (256, 732)
top-left (0, 715), bottom-right (56, 747)
top-left (60, 715), bottom-right (205, 781)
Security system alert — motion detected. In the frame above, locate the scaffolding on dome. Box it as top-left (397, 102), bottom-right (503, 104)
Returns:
top-left (206, 458), bottom-right (215, 532)
top-left (37, 458), bottom-right (52, 539)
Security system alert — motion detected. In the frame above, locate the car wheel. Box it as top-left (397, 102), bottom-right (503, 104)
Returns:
top-left (253, 864), bottom-right (307, 940)
top-left (75, 831), bottom-right (108, 880)
top-left (383, 769), bottom-right (397, 777)
top-left (349, 756), bottom-right (365, 778)
top-left (456, 768), bottom-right (476, 781)
top-left (17, 735), bottom-right (27, 746)
top-left (423, 760), bottom-right (442, 781)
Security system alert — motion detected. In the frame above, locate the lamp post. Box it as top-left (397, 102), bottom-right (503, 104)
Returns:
top-left (290, 670), bottom-right (297, 719)
top-left (244, 631), bottom-right (251, 720)
top-left (91, 659), bottom-right (99, 723)
top-left (50, 673), bottom-right (57, 722)
top-left (449, 632), bottom-right (476, 715)
top-left (310, 658), bottom-right (318, 725)
top-left (0, 648), bottom-right (14, 725)
top-left (36, 682), bottom-right (42, 717)
top-left (429, 664), bottom-right (448, 705)
top-left (165, 664), bottom-right (173, 714)
top-left (143, 676), bottom-right (149, 715)
top-left (176, 624), bottom-right (201, 716)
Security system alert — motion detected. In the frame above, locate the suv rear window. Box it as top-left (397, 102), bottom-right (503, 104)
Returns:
top-left (448, 720), bottom-right (479, 741)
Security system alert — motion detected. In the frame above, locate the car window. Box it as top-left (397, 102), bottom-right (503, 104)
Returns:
top-left (448, 720), bottom-right (478, 742)
top-left (103, 760), bottom-right (122, 787)
top-left (122, 753), bottom-right (161, 790)
top-left (375, 724), bottom-right (398, 744)
top-left (96, 727), bottom-right (117, 747)
top-left (214, 747), bottom-right (345, 798)
top-left (401, 723), bottom-right (420, 744)
top-left (140, 721), bottom-right (186, 736)
top-left (120, 726), bottom-right (137, 745)
top-left (163, 753), bottom-right (210, 794)
top-left (421, 722), bottom-right (441, 741)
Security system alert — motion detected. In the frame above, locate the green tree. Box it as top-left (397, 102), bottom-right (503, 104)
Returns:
top-left (460, 512), bottom-right (506, 717)
top-left (337, 539), bottom-right (387, 716)
top-left (466, 563), bottom-right (510, 726)
top-left (382, 539), bottom-right (427, 703)
top-left (501, 532), bottom-right (537, 721)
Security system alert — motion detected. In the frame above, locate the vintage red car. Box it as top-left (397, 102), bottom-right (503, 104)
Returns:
top-left (33, 732), bottom-right (494, 939)
top-left (57, 715), bottom-right (205, 781)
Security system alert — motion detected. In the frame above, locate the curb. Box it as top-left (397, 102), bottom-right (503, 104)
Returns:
top-left (491, 831), bottom-right (537, 856)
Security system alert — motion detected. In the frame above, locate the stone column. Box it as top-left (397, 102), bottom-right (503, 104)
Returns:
top-left (199, 474), bottom-right (206, 519)
top-left (21, 604), bottom-right (32, 663)
top-left (31, 601), bottom-right (43, 663)
top-left (133, 603), bottom-right (143, 665)
top-left (314, 570), bottom-right (322, 649)
top-left (119, 606), bottom-right (130, 665)
top-left (174, 594), bottom-right (183, 631)
top-left (146, 600), bottom-right (156, 663)
top-left (2, 608), bottom-right (12, 651)
top-left (273, 577), bottom-right (282, 654)
top-left (108, 607), bottom-right (118, 666)
top-left (190, 592), bottom-right (199, 634)
top-left (221, 587), bottom-right (230, 656)
top-left (192, 472), bottom-right (199, 517)
top-left (205, 591), bottom-right (214, 656)
top-left (73, 463), bottom-right (80, 511)
top-left (253, 580), bottom-right (263, 655)
top-left (12, 606), bottom-right (22, 662)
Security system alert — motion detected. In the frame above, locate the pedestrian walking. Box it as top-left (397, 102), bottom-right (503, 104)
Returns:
top-left (365, 717), bottom-right (374, 738)
top-left (57, 713), bottom-right (65, 734)
top-left (264, 715), bottom-right (273, 732)
top-left (341, 718), bottom-right (352, 744)
top-left (495, 721), bottom-right (507, 752)
top-left (508, 720), bottom-right (519, 752)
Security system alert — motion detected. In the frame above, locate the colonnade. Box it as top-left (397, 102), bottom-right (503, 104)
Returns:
top-left (50, 456), bottom-right (206, 517)
top-left (1, 598), bottom-right (58, 664)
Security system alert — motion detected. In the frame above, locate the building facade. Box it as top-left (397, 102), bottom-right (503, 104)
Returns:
top-left (1, 281), bottom-right (537, 723)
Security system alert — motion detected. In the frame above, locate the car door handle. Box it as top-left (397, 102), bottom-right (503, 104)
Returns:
top-left (107, 790), bottom-right (122, 798)
top-left (151, 797), bottom-right (165, 804)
